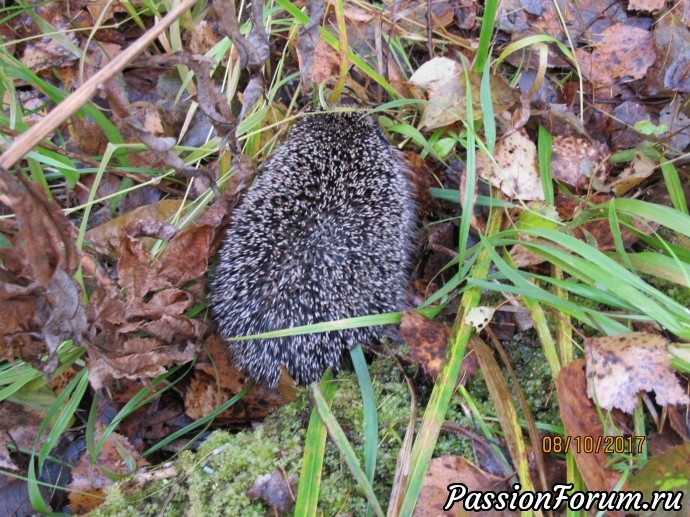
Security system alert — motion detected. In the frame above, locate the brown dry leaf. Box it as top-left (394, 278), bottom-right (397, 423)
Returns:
top-left (399, 311), bottom-right (477, 382)
top-left (247, 468), bottom-right (297, 515)
top-left (156, 200), bottom-right (228, 287)
top-left (386, 0), bottom-right (456, 32)
top-left (0, 169), bottom-right (77, 288)
top-left (85, 199), bottom-right (184, 256)
top-left (306, 38), bottom-right (341, 85)
top-left (0, 171), bottom-right (83, 368)
top-left (85, 0), bottom-right (131, 21)
top-left (550, 135), bottom-right (610, 191)
top-left (400, 311), bottom-right (450, 379)
top-left (576, 24), bottom-right (655, 87)
top-left (186, 335), bottom-right (296, 421)
top-left (610, 153), bottom-right (656, 196)
top-left (628, 0), bottom-right (666, 13)
top-left (414, 456), bottom-right (510, 517)
top-left (0, 273), bottom-right (37, 349)
top-left (68, 119), bottom-right (109, 157)
top-left (189, 20), bottom-right (219, 54)
top-left (20, 31), bottom-right (79, 72)
top-left (0, 403), bottom-right (45, 471)
top-left (556, 359), bottom-right (626, 493)
top-left (88, 337), bottom-right (198, 390)
top-left (585, 332), bottom-right (690, 414)
top-left (478, 129), bottom-right (544, 200)
top-left (67, 428), bottom-right (148, 514)
top-left (42, 268), bottom-right (88, 362)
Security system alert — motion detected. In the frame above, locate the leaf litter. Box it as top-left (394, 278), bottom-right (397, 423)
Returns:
top-left (1, 0), bottom-right (690, 514)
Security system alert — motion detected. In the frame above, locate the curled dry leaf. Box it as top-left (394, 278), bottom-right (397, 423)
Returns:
top-left (478, 129), bottom-right (544, 201)
top-left (0, 169), bottom-right (83, 369)
top-left (610, 153), bottom-right (656, 196)
top-left (85, 199), bottom-right (184, 256)
top-left (88, 337), bottom-right (198, 390)
top-left (585, 332), bottom-right (690, 414)
top-left (247, 468), bottom-right (298, 515)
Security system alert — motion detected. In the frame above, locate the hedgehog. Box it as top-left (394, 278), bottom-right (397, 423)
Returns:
top-left (209, 109), bottom-right (416, 387)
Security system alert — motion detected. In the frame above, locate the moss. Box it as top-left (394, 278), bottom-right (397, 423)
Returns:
top-left (92, 356), bottom-right (413, 515)
top-left (91, 341), bottom-right (563, 515)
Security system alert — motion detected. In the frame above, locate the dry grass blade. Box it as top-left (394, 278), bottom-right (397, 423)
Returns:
top-left (0, 0), bottom-right (200, 170)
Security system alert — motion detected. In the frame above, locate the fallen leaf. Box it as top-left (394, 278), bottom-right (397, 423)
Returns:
top-left (247, 468), bottom-right (297, 515)
top-left (642, 13), bottom-right (690, 95)
top-left (629, 442), bottom-right (690, 517)
top-left (628, 0), bottom-right (666, 13)
top-left (20, 31), bottom-right (79, 72)
top-left (306, 38), bottom-right (341, 85)
top-left (659, 101), bottom-right (690, 152)
top-left (550, 135), bottom-right (610, 191)
top-left (0, 475), bottom-right (40, 517)
top-left (576, 24), bottom-right (655, 87)
top-left (478, 129), bottom-right (544, 200)
top-left (585, 332), bottom-right (690, 413)
top-left (85, 199), bottom-right (184, 256)
top-left (68, 427), bottom-right (148, 514)
top-left (410, 58), bottom-right (518, 130)
top-left (415, 456), bottom-right (510, 516)
top-left (399, 311), bottom-right (477, 382)
top-left (556, 359), bottom-right (626, 492)
top-left (610, 153), bottom-right (656, 196)
top-left (88, 337), bottom-right (198, 390)
top-left (410, 57), bottom-right (465, 130)
top-left (186, 335), bottom-right (296, 421)
top-left (0, 403), bottom-right (45, 471)
top-left (188, 20), bottom-right (219, 54)
top-left (464, 306), bottom-right (496, 332)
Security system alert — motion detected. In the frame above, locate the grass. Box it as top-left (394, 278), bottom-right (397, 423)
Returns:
top-left (1, 0), bottom-right (689, 515)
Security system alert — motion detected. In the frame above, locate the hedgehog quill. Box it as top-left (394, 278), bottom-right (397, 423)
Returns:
top-left (209, 110), bottom-right (416, 387)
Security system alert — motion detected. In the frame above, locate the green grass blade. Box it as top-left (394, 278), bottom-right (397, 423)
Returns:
top-left (473, 0), bottom-right (499, 72)
top-left (400, 204), bottom-right (503, 516)
top-left (274, 0), bottom-right (398, 99)
top-left (350, 343), bottom-right (378, 517)
top-left (538, 124), bottom-right (554, 204)
top-left (660, 157), bottom-right (688, 215)
top-left (295, 370), bottom-right (337, 516)
top-left (312, 381), bottom-right (385, 517)
top-left (37, 368), bottom-right (89, 470)
top-left (480, 62), bottom-right (496, 154)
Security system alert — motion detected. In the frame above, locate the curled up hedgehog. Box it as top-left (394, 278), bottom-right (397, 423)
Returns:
top-left (209, 109), bottom-right (416, 387)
